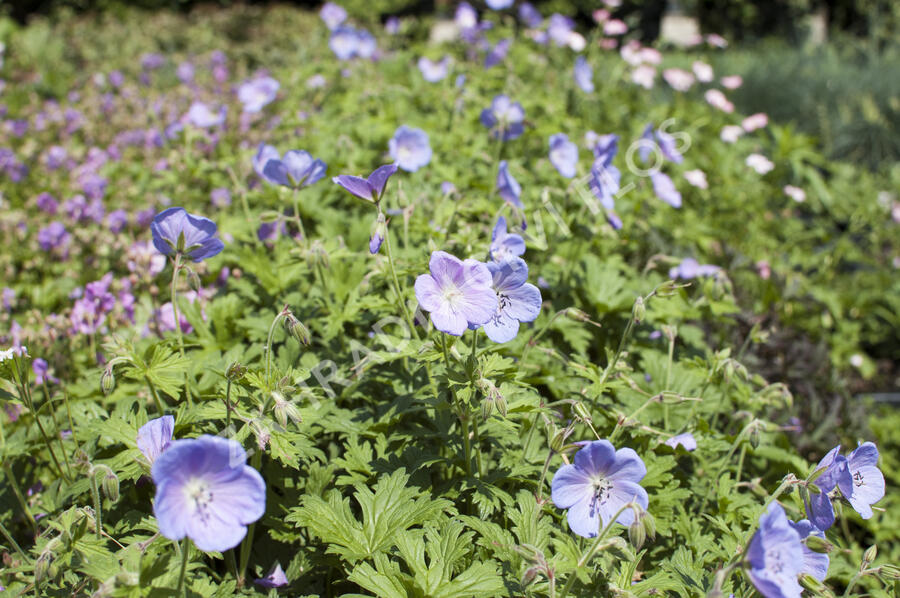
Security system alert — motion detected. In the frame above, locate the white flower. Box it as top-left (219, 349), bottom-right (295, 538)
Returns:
top-left (746, 153), bottom-right (774, 175)
top-left (684, 169), bottom-right (708, 189)
top-left (0, 346), bottom-right (27, 362)
top-left (784, 185), bottom-right (806, 203)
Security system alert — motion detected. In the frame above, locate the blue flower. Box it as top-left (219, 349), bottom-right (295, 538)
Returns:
top-left (389, 125), bottom-right (432, 172)
top-left (574, 56), bottom-right (594, 93)
top-left (152, 435), bottom-right (265, 552)
top-left (747, 503), bottom-right (804, 598)
top-left (668, 258), bottom-right (720, 280)
top-left (237, 76), bottom-right (279, 113)
top-left (489, 216), bottom-right (525, 262)
top-left (806, 445), bottom-right (850, 530)
top-left (549, 133), bottom-right (578, 178)
top-left (496, 160), bottom-right (522, 207)
top-left (639, 124), bottom-right (684, 164)
top-left (486, 0), bottom-right (513, 9)
top-left (838, 442), bottom-right (885, 520)
top-left (481, 258), bottom-right (541, 343)
top-left (319, 2), bottom-right (347, 30)
top-left (137, 415), bottom-right (174, 464)
top-left (518, 3), bottom-right (543, 28)
top-left (650, 171), bottom-right (682, 208)
top-left (185, 102), bottom-right (226, 128)
top-left (480, 95), bottom-right (525, 141)
top-left (414, 251), bottom-right (498, 336)
top-left (333, 164), bottom-right (399, 204)
top-left (253, 143), bottom-right (281, 184)
top-left (417, 56), bottom-right (449, 82)
top-left (789, 520), bottom-right (830, 582)
top-left (150, 207), bottom-right (224, 262)
top-left (262, 150), bottom-right (327, 188)
top-left (588, 135), bottom-right (621, 211)
top-left (484, 39), bottom-right (511, 69)
top-left (551, 440), bottom-right (649, 538)
top-left (329, 26), bottom-right (359, 60)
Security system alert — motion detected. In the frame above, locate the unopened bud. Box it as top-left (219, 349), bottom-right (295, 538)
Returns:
top-left (628, 519), bottom-right (646, 549)
top-left (804, 534), bottom-right (832, 554)
top-left (249, 419), bottom-right (271, 450)
top-left (879, 564), bottom-right (900, 580)
top-left (35, 553), bottom-right (53, 585)
top-left (369, 212), bottom-right (386, 255)
top-left (272, 392), bottom-right (302, 427)
top-left (640, 511), bottom-right (656, 541)
top-left (550, 426), bottom-right (572, 453)
top-left (187, 269), bottom-right (202, 292)
top-left (632, 296), bottom-right (646, 322)
top-left (749, 426), bottom-right (761, 450)
top-left (798, 573), bottom-right (826, 593)
top-left (572, 401), bottom-right (592, 423)
top-left (100, 368), bottom-right (115, 395)
top-left (102, 471), bottom-right (120, 502)
top-left (283, 313), bottom-right (311, 346)
top-left (863, 544), bottom-right (877, 566)
top-left (306, 240), bottom-right (330, 268)
top-left (481, 397), bottom-right (493, 422)
top-left (565, 307), bottom-right (591, 322)
top-left (226, 361), bottom-right (246, 381)
top-left (521, 566), bottom-right (539, 587)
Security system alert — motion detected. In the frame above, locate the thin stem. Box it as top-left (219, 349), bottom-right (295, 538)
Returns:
top-left (170, 253), bottom-right (186, 360)
top-left (145, 377), bottom-right (166, 416)
top-left (41, 382), bottom-right (72, 479)
top-left (225, 379), bottom-right (233, 431)
top-left (441, 335), bottom-right (471, 478)
top-left (735, 444), bottom-right (747, 484)
top-left (664, 330), bottom-right (676, 430)
top-left (291, 187), bottom-right (307, 241)
top-left (89, 470), bottom-right (103, 540)
top-left (264, 308), bottom-right (287, 389)
top-left (382, 225), bottom-right (418, 340)
top-left (1, 463), bottom-right (36, 532)
top-left (11, 360), bottom-right (66, 481)
top-left (227, 548), bottom-right (239, 582)
top-left (536, 451), bottom-right (553, 501)
top-left (176, 538), bottom-right (190, 596)
top-left (61, 388), bottom-right (79, 448)
top-left (238, 450), bottom-right (263, 587)
top-left (472, 416), bottom-right (484, 479)
top-left (0, 517), bottom-right (29, 563)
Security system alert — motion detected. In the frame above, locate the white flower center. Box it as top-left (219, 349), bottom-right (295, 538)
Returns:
top-left (184, 477), bottom-right (214, 519)
top-left (441, 284), bottom-right (463, 307)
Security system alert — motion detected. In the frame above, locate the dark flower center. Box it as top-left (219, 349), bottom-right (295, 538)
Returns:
top-left (853, 471), bottom-right (864, 487)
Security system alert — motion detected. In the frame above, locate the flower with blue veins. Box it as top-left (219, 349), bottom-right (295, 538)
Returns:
top-left (789, 520), bottom-right (830, 582)
top-left (389, 125), bottom-right (432, 172)
top-left (496, 160), bottom-right (522, 207)
top-left (806, 445), bottom-right (850, 531)
top-left (480, 258), bottom-right (541, 343)
top-left (574, 56), bottom-right (594, 93)
top-left (549, 133), bottom-right (578, 178)
top-left (262, 150), bottom-right (327, 189)
top-left (150, 207), bottom-right (224, 262)
top-left (839, 442), bottom-right (885, 520)
top-left (480, 95), bottom-right (525, 141)
top-left (489, 216), bottom-right (525, 263)
top-left (746, 503), bottom-right (805, 598)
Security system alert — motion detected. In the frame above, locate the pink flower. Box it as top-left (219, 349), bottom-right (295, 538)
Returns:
top-left (692, 61), bottom-right (714, 82)
top-left (663, 68), bottom-right (695, 92)
top-left (631, 65), bottom-right (656, 89)
top-left (720, 125), bottom-right (744, 143)
top-left (721, 75), bottom-right (743, 89)
top-left (704, 89), bottom-right (734, 113)
top-left (746, 153), bottom-right (774, 175)
top-left (683, 169), bottom-right (708, 189)
top-left (755, 260), bottom-right (771, 280)
top-left (742, 113), bottom-right (769, 132)
top-left (783, 185), bottom-right (806, 203)
top-left (603, 19), bottom-right (627, 35)
top-left (706, 33), bottom-right (728, 48)
top-left (593, 9), bottom-right (610, 23)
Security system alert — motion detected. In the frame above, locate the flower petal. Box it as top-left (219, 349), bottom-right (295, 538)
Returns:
top-left (573, 440), bottom-right (616, 476)
top-left (551, 463), bottom-right (592, 509)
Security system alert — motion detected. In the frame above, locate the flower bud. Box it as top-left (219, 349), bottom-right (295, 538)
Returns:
top-left (879, 564), bottom-right (900, 580)
top-left (863, 544), bottom-right (877, 567)
top-left (550, 426), bottom-right (572, 453)
top-left (632, 296), bottom-right (646, 322)
top-left (226, 361), bottom-right (246, 381)
top-left (100, 367), bottom-right (115, 395)
top-left (804, 534), bottom-right (833, 554)
top-left (749, 425), bottom-right (761, 449)
top-left (565, 307), bottom-right (592, 323)
top-left (102, 471), bottom-right (120, 502)
top-left (273, 393), bottom-right (302, 428)
top-left (481, 397), bottom-right (493, 422)
top-left (369, 212), bottom-right (386, 254)
top-left (187, 269), bottom-right (202, 292)
top-left (628, 518), bottom-right (646, 549)
top-left (35, 552), bottom-right (53, 585)
top-left (640, 510), bottom-right (656, 541)
top-left (798, 573), bottom-right (826, 593)
top-left (521, 567), bottom-right (539, 587)
top-left (572, 401), bottom-right (592, 423)
top-left (283, 313), bottom-right (311, 346)
top-left (306, 240), bottom-right (330, 269)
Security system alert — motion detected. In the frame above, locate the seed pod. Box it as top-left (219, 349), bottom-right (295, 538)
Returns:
top-left (521, 567), bottom-right (540, 587)
top-left (565, 307), bottom-right (591, 322)
top-left (880, 564), bottom-right (900, 580)
top-left (284, 313), bottom-right (311, 346)
top-left (632, 296), bottom-right (646, 322)
top-left (798, 573), bottom-right (826, 593)
top-left (273, 394), bottom-right (302, 427)
top-left (102, 470), bottom-right (120, 502)
top-left (100, 368), bottom-right (115, 395)
top-left (863, 544), bottom-right (877, 567)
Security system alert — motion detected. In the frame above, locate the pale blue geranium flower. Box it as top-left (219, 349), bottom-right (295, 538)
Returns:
top-left (574, 56), bottom-right (594, 93)
top-left (414, 251), bottom-right (498, 336)
top-left (496, 160), bottom-right (522, 207)
top-left (746, 503), bottom-right (804, 598)
top-left (418, 56), bottom-right (449, 82)
top-left (152, 435), bottom-right (265, 552)
top-left (588, 135), bottom-right (620, 211)
top-left (480, 95), bottom-right (525, 141)
top-left (262, 150), bottom-right (327, 188)
top-left (668, 258), bottom-right (719, 280)
top-left (838, 442), bottom-right (885, 520)
top-left (651, 171), bottom-right (682, 208)
top-left (389, 125), bottom-right (432, 172)
top-left (486, 0), bottom-right (513, 9)
top-left (150, 208), bottom-right (224, 262)
top-left (489, 216), bottom-right (525, 262)
top-left (481, 258), bottom-right (541, 343)
top-left (333, 163), bottom-right (398, 205)
top-left (255, 563), bottom-right (289, 589)
top-left (185, 102), bottom-right (225, 128)
top-left (551, 439), bottom-right (649, 538)
top-left (664, 432), bottom-right (697, 451)
top-left (137, 415), bottom-right (174, 464)
top-left (319, 2), bottom-right (347, 30)
top-left (549, 133), bottom-right (578, 178)
top-left (237, 76), bottom-right (279, 113)
top-left (806, 445), bottom-right (850, 531)
top-left (789, 520), bottom-right (830, 582)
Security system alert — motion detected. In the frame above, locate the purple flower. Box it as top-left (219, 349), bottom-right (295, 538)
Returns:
top-left (157, 297), bottom-right (196, 334)
top-left (484, 39), bottom-right (512, 69)
top-left (211, 188), bottom-right (232, 208)
top-left (668, 258), bottom-right (719, 280)
top-left (389, 126), bottom-right (432, 172)
top-left (547, 14), bottom-right (575, 46)
top-left (185, 102), bottom-right (226, 128)
top-left (255, 563), bottom-right (289, 589)
top-left (369, 213), bottom-right (386, 254)
top-left (789, 520), bottom-right (829, 582)
top-left (496, 160), bottom-right (522, 208)
top-left (481, 258), bottom-right (541, 343)
top-left (329, 26), bottom-right (359, 60)
top-left (806, 445), bottom-right (850, 530)
top-left (176, 61), bottom-right (195, 84)
top-left (237, 77), bottom-right (279, 113)
top-left (332, 163), bottom-right (398, 205)
top-left (151, 207), bottom-right (225, 262)
top-left (141, 53), bottom-right (165, 70)
top-left (32, 358), bottom-right (57, 385)
top-left (44, 146), bottom-right (68, 170)
top-left (355, 30), bottom-right (377, 60)
top-left (455, 2), bottom-right (478, 31)
top-left (107, 209), bottom-right (128, 233)
top-left (664, 433), bottom-right (697, 451)
top-left (574, 56), bottom-right (594, 93)
top-left (38, 222), bottom-right (70, 252)
top-left (152, 435), bottom-right (266, 552)
top-left (137, 415), bottom-right (175, 464)
top-left (838, 442), bottom-right (885, 520)
top-left (36, 192), bottom-right (59, 214)
top-left (650, 171), bottom-right (682, 208)
top-left (486, 0), bottom-right (513, 9)
top-left (480, 95), bottom-right (525, 141)
top-left (414, 251), bottom-right (498, 336)
top-left (518, 3), bottom-right (543, 27)
top-left (589, 137), bottom-right (621, 211)
top-left (747, 503), bottom-right (804, 598)
top-left (418, 56), bottom-right (449, 82)
top-left (319, 2), bottom-right (347, 30)
top-left (549, 133), bottom-right (578, 178)
top-left (253, 143), bottom-right (281, 183)
top-left (551, 439), bottom-right (649, 538)
top-left (489, 216), bottom-right (525, 262)
top-left (262, 150), bottom-right (328, 188)
top-left (2, 287), bottom-right (14, 310)
top-left (70, 275), bottom-right (116, 335)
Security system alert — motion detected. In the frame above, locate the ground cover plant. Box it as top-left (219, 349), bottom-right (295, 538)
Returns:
top-left (0, 2), bottom-right (898, 596)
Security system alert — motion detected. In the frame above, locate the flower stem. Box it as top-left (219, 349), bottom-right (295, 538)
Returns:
top-left (41, 382), bottom-right (73, 479)
top-left (264, 307), bottom-right (288, 389)
top-left (170, 253), bottom-right (185, 360)
top-left (145, 376), bottom-right (166, 416)
top-left (536, 451), bottom-right (553, 501)
top-left (441, 335), bottom-right (471, 478)
top-left (11, 358), bottom-right (67, 481)
top-left (238, 450), bottom-right (263, 587)
top-left (382, 224), bottom-right (417, 340)
top-left (176, 538), bottom-right (190, 596)
top-left (1, 462), bottom-right (36, 533)
top-left (0, 517), bottom-right (29, 563)
top-left (291, 187), bottom-right (307, 240)
top-left (558, 502), bottom-right (635, 598)
top-left (89, 469), bottom-right (103, 540)
top-left (225, 379), bottom-right (233, 431)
